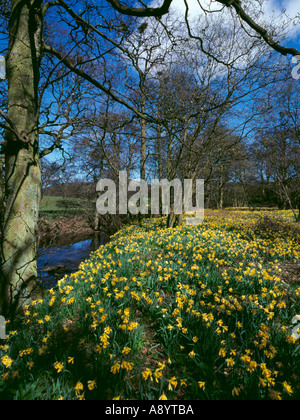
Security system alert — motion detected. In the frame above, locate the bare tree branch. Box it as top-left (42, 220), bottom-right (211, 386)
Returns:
top-left (216, 0), bottom-right (300, 56)
top-left (106, 0), bottom-right (300, 56)
top-left (0, 109), bottom-right (30, 144)
top-left (42, 42), bottom-right (156, 123)
top-left (105, 0), bottom-right (173, 17)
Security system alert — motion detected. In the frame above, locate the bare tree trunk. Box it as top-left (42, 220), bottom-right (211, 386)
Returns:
top-left (218, 167), bottom-right (225, 209)
top-left (0, 0), bottom-right (43, 317)
top-left (167, 210), bottom-right (183, 228)
top-left (94, 162), bottom-right (103, 231)
top-left (140, 98), bottom-right (147, 182)
top-left (138, 99), bottom-right (147, 223)
top-left (156, 123), bottom-right (163, 217)
top-left (0, 154), bottom-right (4, 226)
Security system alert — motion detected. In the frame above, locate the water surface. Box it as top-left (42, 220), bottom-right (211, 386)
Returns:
top-left (37, 233), bottom-right (109, 289)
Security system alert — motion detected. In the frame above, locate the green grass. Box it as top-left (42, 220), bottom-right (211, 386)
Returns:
top-left (40, 196), bottom-right (82, 211)
top-left (40, 196), bottom-right (88, 217)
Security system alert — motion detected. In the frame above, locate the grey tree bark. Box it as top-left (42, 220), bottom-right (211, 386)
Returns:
top-left (0, 0), bottom-right (43, 316)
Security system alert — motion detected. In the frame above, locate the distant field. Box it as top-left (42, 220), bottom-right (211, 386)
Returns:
top-left (40, 196), bottom-right (88, 216)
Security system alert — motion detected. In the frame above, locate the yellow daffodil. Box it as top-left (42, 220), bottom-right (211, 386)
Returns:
top-left (158, 391), bottom-right (168, 400)
top-left (198, 381), bottom-right (205, 390)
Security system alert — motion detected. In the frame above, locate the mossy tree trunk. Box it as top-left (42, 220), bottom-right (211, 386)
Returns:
top-left (0, 0), bottom-right (43, 317)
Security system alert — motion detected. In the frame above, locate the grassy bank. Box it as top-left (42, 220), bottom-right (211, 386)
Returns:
top-left (38, 196), bottom-right (94, 245)
top-left (39, 196), bottom-right (90, 217)
top-left (1, 209), bottom-right (300, 400)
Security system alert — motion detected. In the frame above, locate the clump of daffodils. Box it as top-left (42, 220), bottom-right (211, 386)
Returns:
top-left (1, 209), bottom-right (300, 400)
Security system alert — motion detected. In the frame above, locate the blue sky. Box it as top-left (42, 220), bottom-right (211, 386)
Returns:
top-left (1, 0), bottom-right (300, 166)
top-left (0, 0), bottom-right (299, 75)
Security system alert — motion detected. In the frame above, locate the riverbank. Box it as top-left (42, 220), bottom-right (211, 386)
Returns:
top-left (38, 215), bottom-right (95, 247)
top-left (37, 214), bottom-right (110, 288)
top-left (38, 232), bottom-right (110, 289)
top-left (1, 210), bottom-right (300, 400)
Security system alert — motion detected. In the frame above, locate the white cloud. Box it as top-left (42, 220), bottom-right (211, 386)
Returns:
top-left (162, 0), bottom-right (300, 40)
top-left (274, 0), bottom-right (299, 18)
top-left (167, 0), bottom-right (224, 18)
top-left (249, 0), bottom-right (300, 37)
top-left (146, 0), bottom-right (300, 66)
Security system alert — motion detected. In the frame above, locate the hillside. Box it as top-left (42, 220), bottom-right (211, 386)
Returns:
top-left (1, 209), bottom-right (300, 400)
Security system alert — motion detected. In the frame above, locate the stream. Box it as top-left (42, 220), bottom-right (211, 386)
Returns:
top-left (37, 233), bottom-right (110, 289)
